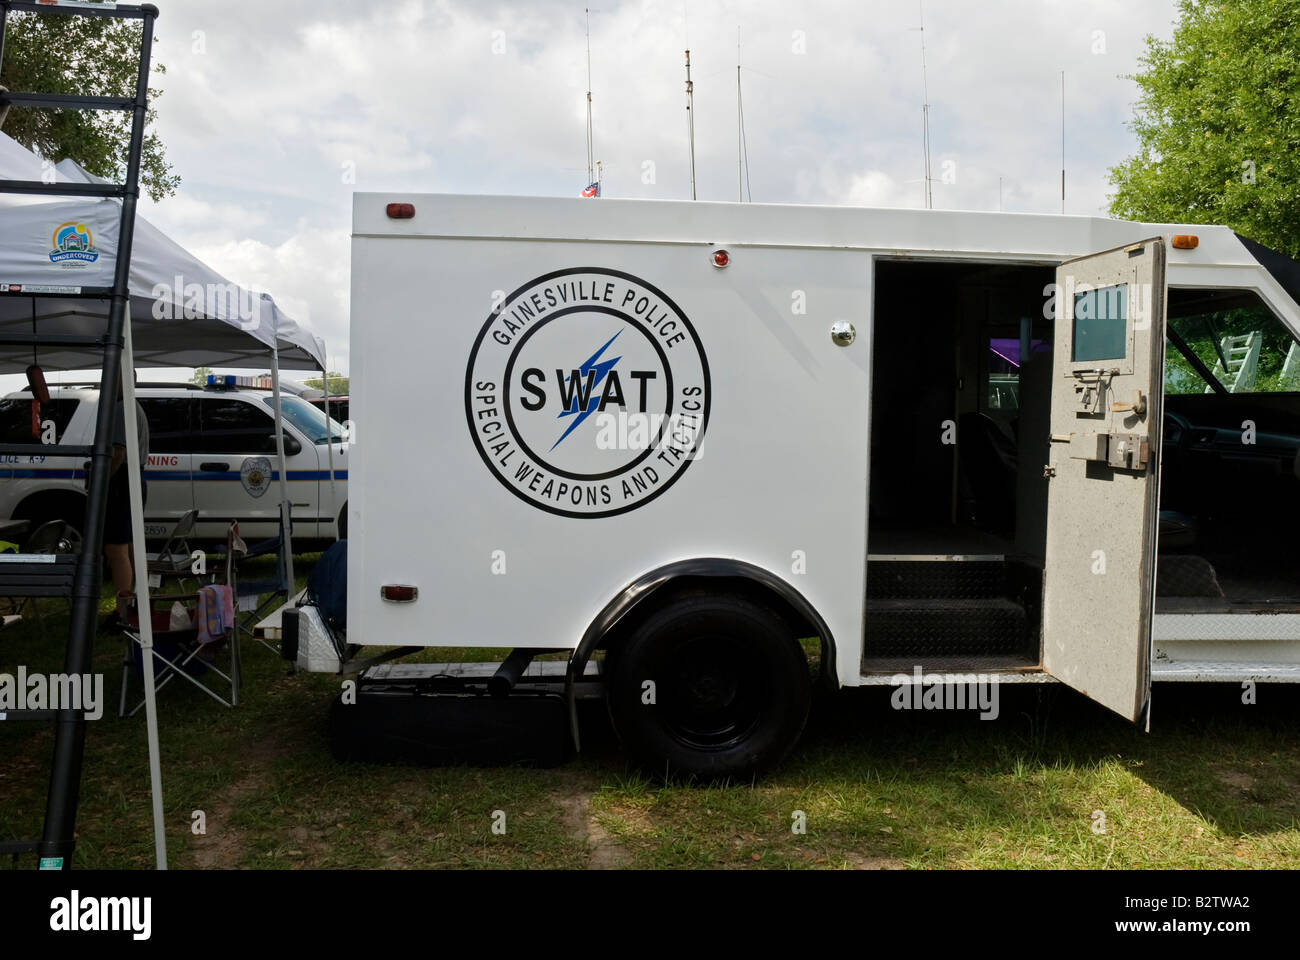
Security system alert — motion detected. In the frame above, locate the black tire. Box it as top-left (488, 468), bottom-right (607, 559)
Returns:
top-left (13, 495), bottom-right (85, 554)
top-left (605, 591), bottom-right (811, 780)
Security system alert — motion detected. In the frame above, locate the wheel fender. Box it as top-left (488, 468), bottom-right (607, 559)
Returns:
top-left (564, 558), bottom-right (837, 749)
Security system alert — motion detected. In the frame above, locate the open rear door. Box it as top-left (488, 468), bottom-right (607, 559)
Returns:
top-left (1042, 238), bottom-right (1166, 723)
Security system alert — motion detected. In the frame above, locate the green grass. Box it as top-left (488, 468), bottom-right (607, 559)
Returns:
top-left (3, 557), bottom-right (1299, 869)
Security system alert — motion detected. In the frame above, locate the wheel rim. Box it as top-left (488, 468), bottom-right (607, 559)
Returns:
top-left (58, 527), bottom-right (83, 554)
top-left (657, 632), bottom-right (767, 750)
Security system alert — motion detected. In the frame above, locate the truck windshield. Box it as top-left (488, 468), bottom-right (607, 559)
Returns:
top-left (261, 395), bottom-right (346, 444)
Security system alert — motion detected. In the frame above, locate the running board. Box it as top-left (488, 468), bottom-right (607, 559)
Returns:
top-left (362, 660), bottom-right (605, 698)
top-left (858, 661), bottom-right (1300, 685)
top-left (1150, 660), bottom-right (1300, 683)
top-left (857, 669), bottom-right (1055, 686)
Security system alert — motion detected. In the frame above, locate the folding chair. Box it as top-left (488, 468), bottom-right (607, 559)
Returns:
top-left (2, 520), bottom-right (79, 628)
top-left (226, 518), bottom-right (294, 656)
top-left (118, 582), bottom-right (241, 717)
top-left (145, 508), bottom-right (200, 593)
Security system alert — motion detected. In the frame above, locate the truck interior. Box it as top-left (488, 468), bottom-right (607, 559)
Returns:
top-left (864, 257), bottom-right (1300, 675)
top-left (866, 259), bottom-right (1055, 673)
top-left (1159, 287), bottom-right (1300, 612)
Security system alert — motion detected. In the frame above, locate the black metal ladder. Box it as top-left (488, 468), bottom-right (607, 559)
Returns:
top-left (0, 0), bottom-right (159, 870)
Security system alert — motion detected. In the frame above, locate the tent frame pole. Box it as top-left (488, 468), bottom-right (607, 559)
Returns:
top-left (121, 310), bottom-right (167, 869)
top-left (321, 361), bottom-right (339, 539)
top-left (270, 348), bottom-right (295, 589)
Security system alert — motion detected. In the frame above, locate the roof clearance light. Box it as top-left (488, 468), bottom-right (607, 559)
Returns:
top-left (712, 249), bottom-right (730, 268)
top-left (1171, 234), bottom-right (1199, 250)
top-left (386, 203), bottom-right (416, 219)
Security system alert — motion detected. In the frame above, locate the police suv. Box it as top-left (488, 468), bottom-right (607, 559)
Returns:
top-left (0, 377), bottom-right (348, 548)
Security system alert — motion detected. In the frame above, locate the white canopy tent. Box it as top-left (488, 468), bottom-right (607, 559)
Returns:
top-left (0, 131), bottom-right (329, 869)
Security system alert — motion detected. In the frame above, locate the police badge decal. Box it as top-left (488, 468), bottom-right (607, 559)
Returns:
top-left (240, 456), bottom-right (272, 498)
top-left (466, 267), bottom-right (711, 518)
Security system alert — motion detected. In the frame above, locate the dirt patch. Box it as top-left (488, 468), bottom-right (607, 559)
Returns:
top-left (555, 783), bottom-right (631, 869)
top-left (1215, 768), bottom-right (1255, 792)
top-left (191, 738), bottom-right (288, 869)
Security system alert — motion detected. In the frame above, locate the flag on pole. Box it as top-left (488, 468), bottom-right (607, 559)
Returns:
top-left (581, 181), bottom-right (600, 198)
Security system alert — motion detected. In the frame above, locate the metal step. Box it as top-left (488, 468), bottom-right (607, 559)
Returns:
top-left (8, 0), bottom-right (157, 18)
top-left (1151, 660), bottom-right (1300, 683)
top-left (1, 284), bottom-right (114, 298)
top-left (0, 710), bottom-right (59, 721)
top-left (0, 92), bottom-right (135, 111)
top-left (0, 179), bottom-right (126, 198)
top-left (867, 558), bottom-right (1006, 600)
top-left (865, 596), bottom-right (1027, 658)
top-left (0, 334), bottom-right (114, 349)
top-left (0, 555), bottom-right (79, 598)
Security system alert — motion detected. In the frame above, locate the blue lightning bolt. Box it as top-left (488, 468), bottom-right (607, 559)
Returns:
top-left (551, 331), bottom-right (622, 450)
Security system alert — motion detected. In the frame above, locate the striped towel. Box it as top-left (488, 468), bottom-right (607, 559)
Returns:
top-left (196, 585), bottom-right (233, 647)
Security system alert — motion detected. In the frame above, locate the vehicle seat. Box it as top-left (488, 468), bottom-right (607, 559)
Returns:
top-left (958, 411), bottom-right (1018, 531)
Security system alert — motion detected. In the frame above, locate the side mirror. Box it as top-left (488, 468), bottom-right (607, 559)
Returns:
top-left (264, 433), bottom-right (301, 456)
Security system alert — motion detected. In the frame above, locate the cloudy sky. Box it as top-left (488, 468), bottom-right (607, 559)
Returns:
top-left (123, 0), bottom-right (1182, 380)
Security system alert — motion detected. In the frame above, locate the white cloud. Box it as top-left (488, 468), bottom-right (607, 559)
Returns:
top-left (124, 0), bottom-right (1181, 376)
top-left (191, 227), bottom-right (351, 373)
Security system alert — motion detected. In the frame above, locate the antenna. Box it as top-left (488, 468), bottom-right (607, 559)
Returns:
top-left (1060, 70), bottom-right (1066, 214)
top-left (585, 8), bottom-right (595, 186)
top-left (736, 28), bottom-right (752, 202)
top-left (999, 175), bottom-right (1003, 212)
top-left (686, 48), bottom-right (697, 200)
top-left (918, 0), bottom-right (933, 209)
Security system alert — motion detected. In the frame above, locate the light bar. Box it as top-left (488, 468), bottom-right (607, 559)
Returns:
top-left (207, 374), bottom-right (271, 389)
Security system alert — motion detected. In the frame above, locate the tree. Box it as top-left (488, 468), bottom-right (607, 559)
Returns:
top-left (0, 4), bottom-right (178, 200)
top-left (304, 372), bottom-right (349, 395)
top-left (189, 367), bottom-right (213, 386)
top-left (1108, 0), bottom-right (1300, 259)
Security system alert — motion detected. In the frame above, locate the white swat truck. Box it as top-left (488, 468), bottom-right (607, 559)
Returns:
top-left (305, 195), bottom-right (1300, 777)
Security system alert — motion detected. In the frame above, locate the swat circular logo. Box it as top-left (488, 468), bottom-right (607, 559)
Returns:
top-left (466, 267), bottom-right (710, 518)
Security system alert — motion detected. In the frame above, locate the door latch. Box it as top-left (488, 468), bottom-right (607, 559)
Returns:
top-left (1106, 433), bottom-right (1150, 470)
top-left (1111, 389), bottom-right (1147, 417)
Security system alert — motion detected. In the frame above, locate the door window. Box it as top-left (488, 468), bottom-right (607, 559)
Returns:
top-left (139, 398), bottom-right (196, 453)
top-left (199, 398), bottom-right (279, 454)
top-left (0, 398), bottom-right (78, 442)
top-left (1072, 284), bottom-right (1128, 362)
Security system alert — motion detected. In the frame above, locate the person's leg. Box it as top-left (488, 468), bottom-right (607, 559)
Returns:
top-left (105, 541), bottom-right (133, 616)
top-left (102, 472), bottom-right (134, 619)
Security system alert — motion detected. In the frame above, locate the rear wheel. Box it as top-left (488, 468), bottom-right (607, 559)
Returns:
top-left (13, 493), bottom-right (85, 553)
top-left (605, 591), bottom-right (811, 780)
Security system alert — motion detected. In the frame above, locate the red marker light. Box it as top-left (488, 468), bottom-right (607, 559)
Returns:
top-left (386, 203), bottom-right (416, 220)
top-left (712, 249), bottom-right (730, 268)
top-left (380, 585), bottom-right (419, 603)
